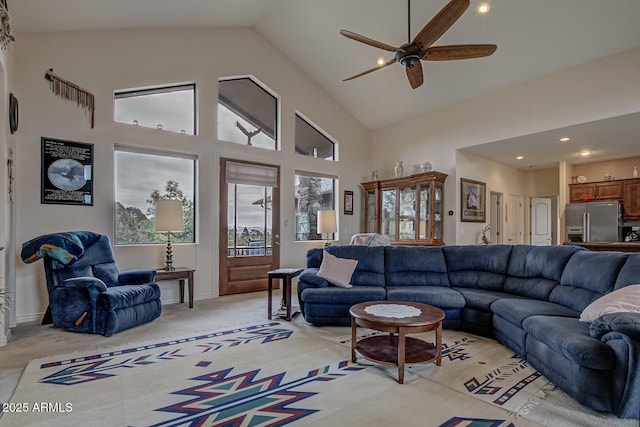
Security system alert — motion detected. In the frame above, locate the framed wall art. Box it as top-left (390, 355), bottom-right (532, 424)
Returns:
top-left (460, 178), bottom-right (486, 222)
top-left (344, 190), bottom-right (354, 215)
top-left (41, 137), bottom-right (94, 206)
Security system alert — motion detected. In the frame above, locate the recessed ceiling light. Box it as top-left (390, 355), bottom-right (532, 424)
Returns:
top-left (377, 58), bottom-right (385, 66)
top-left (516, 156), bottom-right (524, 160)
top-left (560, 137), bottom-right (571, 142)
top-left (478, 3), bottom-right (490, 14)
top-left (580, 151), bottom-right (591, 157)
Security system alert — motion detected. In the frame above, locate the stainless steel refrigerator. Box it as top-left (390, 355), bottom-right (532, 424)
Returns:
top-left (565, 201), bottom-right (622, 242)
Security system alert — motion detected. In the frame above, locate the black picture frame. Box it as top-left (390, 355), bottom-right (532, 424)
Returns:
top-left (41, 137), bottom-right (94, 206)
top-left (460, 178), bottom-right (486, 222)
top-left (344, 190), bottom-right (354, 215)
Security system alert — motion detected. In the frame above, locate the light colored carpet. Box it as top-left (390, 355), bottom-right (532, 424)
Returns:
top-left (2, 321), bottom-right (539, 427)
top-left (0, 291), bottom-right (637, 426)
top-left (334, 329), bottom-right (550, 415)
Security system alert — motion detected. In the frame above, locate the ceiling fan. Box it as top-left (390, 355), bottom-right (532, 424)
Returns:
top-left (340, 0), bottom-right (497, 89)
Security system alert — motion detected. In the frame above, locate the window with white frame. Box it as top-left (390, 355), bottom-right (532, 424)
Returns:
top-left (295, 113), bottom-right (336, 160)
top-left (114, 147), bottom-right (196, 245)
top-left (218, 77), bottom-right (278, 150)
top-left (294, 173), bottom-right (336, 241)
top-left (114, 84), bottom-right (196, 135)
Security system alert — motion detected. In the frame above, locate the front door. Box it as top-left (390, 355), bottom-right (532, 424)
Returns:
top-left (219, 158), bottom-right (280, 295)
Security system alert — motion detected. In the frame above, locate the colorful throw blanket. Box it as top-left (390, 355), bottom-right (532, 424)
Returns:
top-left (21, 231), bottom-right (101, 269)
top-left (349, 233), bottom-right (391, 246)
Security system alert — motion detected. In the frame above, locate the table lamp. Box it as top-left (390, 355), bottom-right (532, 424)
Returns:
top-left (317, 210), bottom-right (337, 247)
top-left (155, 199), bottom-right (184, 271)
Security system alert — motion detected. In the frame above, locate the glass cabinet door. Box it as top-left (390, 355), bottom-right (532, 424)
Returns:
top-left (419, 185), bottom-right (430, 240)
top-left (381, 189), bottom-right (396, 240)
top-left (434, 184), bottom-right (443, 240)
top-left (399, 187), bottom-right (416, 240)
top-left (366, 190), bottom-right (377, 232)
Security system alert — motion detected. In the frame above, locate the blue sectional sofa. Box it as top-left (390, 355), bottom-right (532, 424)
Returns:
top-left (297, 244), bottom-right (640, 419)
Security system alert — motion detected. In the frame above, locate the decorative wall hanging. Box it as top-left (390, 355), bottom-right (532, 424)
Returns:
top-left (344, 190), bottom-right (354, 215)
top-left (460, 178), bottom-right (486, 222)
top-left (41, 137), bottom-right (94, 206)
top-left (44, 69), bottom-right (95, 128)
top-left (0, 0), bottom-right (14, 50)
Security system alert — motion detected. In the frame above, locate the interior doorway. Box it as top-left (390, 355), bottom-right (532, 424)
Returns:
top-left (219, 158), bottom-right (280, 295)
top-left (506, 194), bottom-right (524, 244)
top-left (530, 197), bottom-right (552, 245)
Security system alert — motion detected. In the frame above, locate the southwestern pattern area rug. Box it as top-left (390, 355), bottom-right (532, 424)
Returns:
top-left (1, 322), bottom-right (547, 427)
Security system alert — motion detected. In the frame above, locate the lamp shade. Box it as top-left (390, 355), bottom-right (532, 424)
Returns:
top-left (155, 199), bottom-right (185, 232)
top-left (317, 210), bottom-right (337, 234)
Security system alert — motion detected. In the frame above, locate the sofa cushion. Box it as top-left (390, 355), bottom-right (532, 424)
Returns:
top-left (491, 298), bottom-right (579, 326)
top-left (454, 288), bottom-right (522, 311)
top-left (523, 315), bottom-right (613, 370)
top-left (443, 245), bottom-right (512, 291)
top-left (327, 246), bottom-right (386, 287)
top-left (298, 268), bottom-right (329, 288)
top-left (613, 253), bottom-right (640, 290)
top-left (98, 284), bottom-right (161, 311)
top-left (300, 286), bottom-right (386, 305)
top-left (580, 284), bottom-right (640, 322)
top-left (317, 250), bottom-right (357, 288)
top-left (552, 251), bottom-right (629, 312)
top-left (504, 245), bottom-right (584, 300)
top-left (386, 286), bottom-right (465, 308)
top-left (384, 246), bottom-right (449, 287)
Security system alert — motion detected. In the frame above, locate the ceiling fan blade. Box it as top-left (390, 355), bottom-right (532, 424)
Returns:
top-left (412, 0), bottom-right (470, 51)
top-left (340, 30), bottom-right (400, 52)
top-left (423, 44), bottom-right (497, 60)
top-left (406, 61), bottom-right (424, 89)
top-left (342, 58), bottom-right (397, 82)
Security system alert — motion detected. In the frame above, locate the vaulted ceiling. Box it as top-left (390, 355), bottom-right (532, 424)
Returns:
top-left (10, 0), bottom-right (640, 169)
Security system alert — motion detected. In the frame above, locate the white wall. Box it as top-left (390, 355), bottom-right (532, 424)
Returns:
top-left (12, 28), bottom-right (371, 323)
top-left (370, 47), bottom-right (640, 244)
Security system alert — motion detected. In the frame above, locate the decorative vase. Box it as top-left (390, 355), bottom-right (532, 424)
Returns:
top-left (371, 170), bottom-right (378, 181)
top-left (420, 162), bottom-right (432, 172)
top-left (633, 166), bottom-right (638, 178)
top-left (394, 161), bottom-right (404, 177)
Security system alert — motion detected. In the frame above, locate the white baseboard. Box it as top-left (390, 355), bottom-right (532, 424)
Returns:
top-left (0, 329), bottom-right (10, 346)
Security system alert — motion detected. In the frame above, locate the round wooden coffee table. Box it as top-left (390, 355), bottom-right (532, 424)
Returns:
top-left (350, 301), bottom-right (445, 384)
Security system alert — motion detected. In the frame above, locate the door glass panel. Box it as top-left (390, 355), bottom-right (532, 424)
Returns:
top-left (381, 189), bottom-right (396, 240)
top-left (227, 183), bottom-right (272, 257)
top-left (435, 186), bottom-right (442, 239)
top-left (366, 191), bottom-right (376, 232)
top-left (419, 186), bottom-right (430, 239)
top-left (399, 187), bottom-right (415, 240)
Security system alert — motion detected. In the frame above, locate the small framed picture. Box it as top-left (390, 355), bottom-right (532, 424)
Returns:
top-left (344, 190), bottom-right (354, 215)
top-left (460, 178), bottom-right (486, 222)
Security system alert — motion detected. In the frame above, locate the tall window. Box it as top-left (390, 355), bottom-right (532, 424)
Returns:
top-left (114, 147), bottom-right (196, 245)
top-left (295, 113), bottom-right (336, 160)
top-left (218, 77), bottom-right (278, 150)
top-left (114, 84), bottom-right (196, 135)
top-left (294, 173), bottom-right (335, 241)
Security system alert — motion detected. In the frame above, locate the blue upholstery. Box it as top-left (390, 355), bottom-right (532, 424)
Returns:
top-left (22, 232), bottom-right (162, 336)
top-left (297, 244), bottom-right (639, 419)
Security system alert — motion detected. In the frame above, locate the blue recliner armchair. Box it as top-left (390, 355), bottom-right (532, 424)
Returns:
top-left (21, 231), bottom-right (162, 336)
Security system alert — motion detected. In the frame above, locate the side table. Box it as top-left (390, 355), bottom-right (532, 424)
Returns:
top-left (155, 267), bottom-right (196, 308)
top-left (267, 268), bottom-right (303, 321)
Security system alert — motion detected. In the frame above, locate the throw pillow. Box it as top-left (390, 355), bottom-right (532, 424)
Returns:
top-left (580, 284), bottom-right (640, 322)
top-left (317, 250), bottom-right (358, 288)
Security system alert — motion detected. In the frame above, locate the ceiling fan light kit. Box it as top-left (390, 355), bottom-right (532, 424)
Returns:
top-left (340, 0), bottom-right (497, 89)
